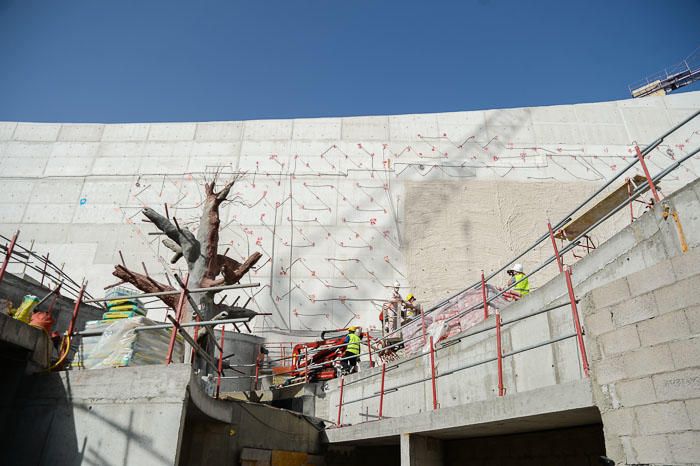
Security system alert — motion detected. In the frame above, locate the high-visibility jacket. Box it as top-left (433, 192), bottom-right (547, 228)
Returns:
top-left (514, 273), bottom-right (530, 296)
top-left (346, 333), bottom-right (361, 354)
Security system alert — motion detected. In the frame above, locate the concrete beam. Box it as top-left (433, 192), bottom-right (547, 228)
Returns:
top-left (400, 433), bottom-right (443, 466)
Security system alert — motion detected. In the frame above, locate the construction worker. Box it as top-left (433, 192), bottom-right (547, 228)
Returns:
top-left (341, 326), bottom-right (362, 374)
top-left (403, 293), bottom-right (421, 321)
top-left (507, 264), bottom-right (530, 297)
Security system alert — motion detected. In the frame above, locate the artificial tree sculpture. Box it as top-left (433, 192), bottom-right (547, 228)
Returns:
top-left (112, 175), bottom-right (262, 327)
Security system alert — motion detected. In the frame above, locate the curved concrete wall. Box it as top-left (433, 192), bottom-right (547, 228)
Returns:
top-left (1, 92), bottom-right (699, 339)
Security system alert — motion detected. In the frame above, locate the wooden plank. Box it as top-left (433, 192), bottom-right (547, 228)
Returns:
top-left (556, 175), bottom-right (656, 240)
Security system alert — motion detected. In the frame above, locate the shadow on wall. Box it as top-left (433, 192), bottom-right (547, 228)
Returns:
top-left (1, 371), bottom-right (176, 466)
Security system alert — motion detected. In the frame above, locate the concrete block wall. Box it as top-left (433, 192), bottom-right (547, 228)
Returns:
top-left (1, 93), bottom-right (699, 339)
top-left (581, 250), bottom-right (700, 465)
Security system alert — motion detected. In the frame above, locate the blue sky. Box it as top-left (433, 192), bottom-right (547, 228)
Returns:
top-left (1, 0), bottom-right (698, 122)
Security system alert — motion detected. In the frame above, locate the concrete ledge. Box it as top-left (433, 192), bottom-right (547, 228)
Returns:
top-left (325, 379), bottom-right (598, 445)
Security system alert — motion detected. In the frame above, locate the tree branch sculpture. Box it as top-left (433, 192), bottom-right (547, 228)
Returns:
top-left (112, 174), bottom-right (262, 325)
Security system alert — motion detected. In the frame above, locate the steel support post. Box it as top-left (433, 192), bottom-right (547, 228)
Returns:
top-left (40, 253), bottom-right (49, 287)
top-left (0, 230), bottom-right (19, 286)
top-left (166, 274), bottom-right (189, 364)
top-left (429, 336), bottom-right (438, 410)
top-left (67, 282), bottom-right (87, 337)
top-left (547, 221), bottom-right (564, 273)
top-left (635, 145), bottom-right (661, 202)
top-left (481, 270), bottom-right (488, 320)
top-left (564, 267), bottom-right (590, 376)
top-left (496, 311), bottom-right (505, 396)
top-left (337, 377), bottom-right (345, 426)
top-left (379, 363), bottom-right (386, 419)
top-left (216, 326), bottom-right (225, 399)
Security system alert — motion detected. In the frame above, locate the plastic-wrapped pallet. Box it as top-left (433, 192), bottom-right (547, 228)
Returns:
top-left (78, 316), bottom-right (184, 369)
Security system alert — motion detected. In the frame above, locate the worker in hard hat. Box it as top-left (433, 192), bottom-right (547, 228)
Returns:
top-left (341, 326), bottom-right (362, 374)
top-left (507, 264), bottom-right (530, 297)
top-left (403, 293), bottom-right (421, 321)
top-left (382, 282), bottom-right (403, 335)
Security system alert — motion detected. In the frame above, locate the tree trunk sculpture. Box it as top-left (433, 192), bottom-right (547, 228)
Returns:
top-left (112, 176), bottom-right (262, 324)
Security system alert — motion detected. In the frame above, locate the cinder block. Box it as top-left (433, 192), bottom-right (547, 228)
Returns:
top-left (589, 277), bottom-right (631, 309)
top-left (627, 434), bottom-right (672, 465)
top-left (594, 355), bottom-right (627, 385)
top-left (12, 123), bottom-right (60, 141)
top-left (637, 309), bottom-right (690, 346)
top-left (652, 368), bottom-right (700, 401)
top-left (599, 325), bottom-right (641, 356)
top-left (58, 124), bottom-right (104, 142)
top-left (148, 123), bottom-right (196, 141)
top-left (668, 431), bottom-right (700, 464)
top-left (670, 248), bottom-right (700, 281)
top-left (195, 122), bottom-right (243, 141)
top-left (653, 275), bottom-right (700, 314)
top-left (624, 344), bottom-right (674, 378)
top-left (685, 398), bottom-right (700, 430)
top-left (341, 116), bottom-right (389, 141)
top-left (634, 401), bottom-right (690, 434)
top-left (627, 259), bottom-right (677, 296)
top-left (669, 336), bottom-right (700, 370)
top-left (101, 124), bottom-right (150, 141)
top-left (615, 377), bottom-right (657, 407)
top-left (601, 407), bottom-right (637, 435)
top-left (583, 307), bottom-right (614, 336)
top-left (611, 292), bottom-right (658, 327)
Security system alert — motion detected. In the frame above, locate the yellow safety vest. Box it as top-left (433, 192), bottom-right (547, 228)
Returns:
top-left (514, 273), bottom-right (530, 296)
top-left (346, 333), bottom-right (361, 354)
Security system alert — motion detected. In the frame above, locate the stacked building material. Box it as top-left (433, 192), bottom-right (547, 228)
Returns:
top-left (75, 316), bottom-right (184, 369)
top-left (102, 287), bottom-right (146, 320)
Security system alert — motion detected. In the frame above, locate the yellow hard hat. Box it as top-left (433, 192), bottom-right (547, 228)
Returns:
top-left (347, 326), bottom-right (357, 332)
top-left (406, 293), bottom-right (414, 301)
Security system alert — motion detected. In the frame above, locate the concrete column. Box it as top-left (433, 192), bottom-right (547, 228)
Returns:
top-left (400, 433), bottom-right (443, 466)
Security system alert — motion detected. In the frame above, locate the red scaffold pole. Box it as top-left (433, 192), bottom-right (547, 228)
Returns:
top-left (67, 282), bottom-right (87, 337)
top-left (547, 221), bottom-right (564, 273)
top-left (216, 326), bottom-right (226, 399)
top-left (564, 267), bottom-right (590, 377)
top-left (378, 363), bottom-right (386, 419)
top-left (429, 336), bottom-right (438, 410)
top-left (337, 377), bottom-right (345, 426)
top-left (420, 306), bottom-right (427, 344)
top-left (496, 311), bottom-right (505, 396)
top-left (481, 270), bottom-right (488, 320)
top-left (304, 346), bottom-right (309, 384)
top-left (0, 230), bottom-right (19, 286)
top-left (635, 145), bottom-right (660, 202)
top-left (166, 274), bottom-right (189, 365)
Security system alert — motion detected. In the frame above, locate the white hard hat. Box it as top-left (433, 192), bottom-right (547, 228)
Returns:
top-left (394, 281), bottom-right (400, 288)
top-left (512, 263), bottom-right (523, 273)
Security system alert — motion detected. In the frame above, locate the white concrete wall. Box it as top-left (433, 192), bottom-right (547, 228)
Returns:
top-left (0, 93), bottom-right (699, 339)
